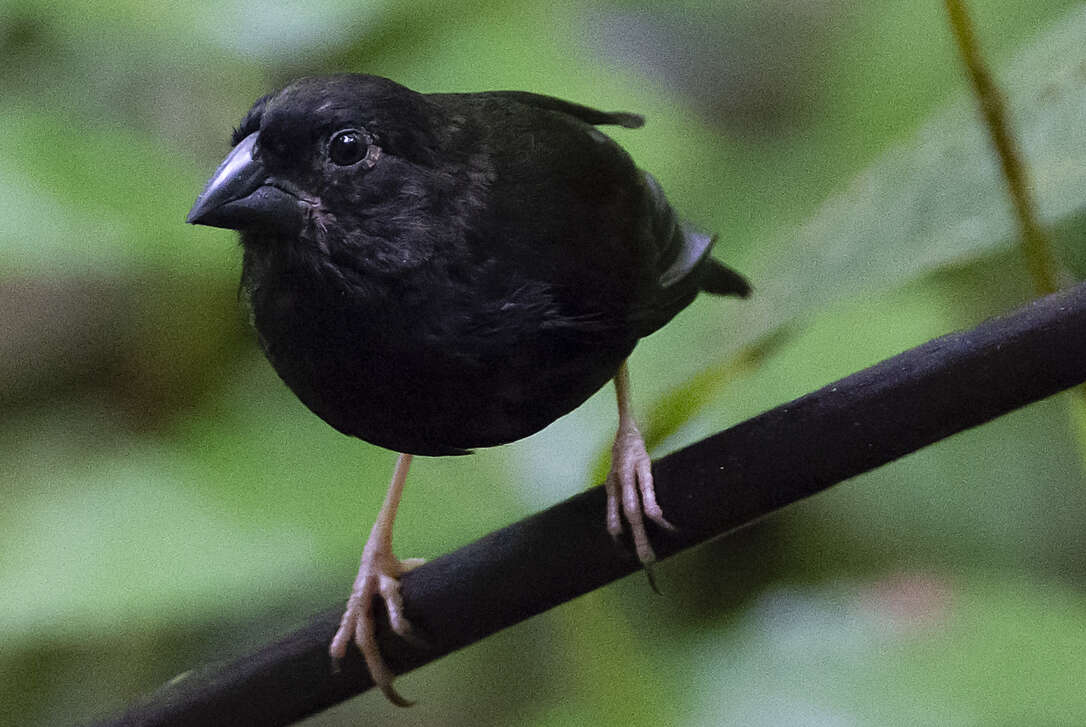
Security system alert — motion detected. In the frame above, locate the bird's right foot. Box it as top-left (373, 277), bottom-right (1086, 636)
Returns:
top-left (329, 540), bottom-right (425, 706)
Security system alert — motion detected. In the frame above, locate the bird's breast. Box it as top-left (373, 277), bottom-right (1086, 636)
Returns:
top-left (248, 265), bottom-right (633, 455)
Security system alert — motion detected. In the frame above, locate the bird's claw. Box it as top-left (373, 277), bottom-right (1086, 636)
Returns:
top-left (604, 424), bottom-right (674, 567)
top-left (329, 548), bottom-right (426, 706)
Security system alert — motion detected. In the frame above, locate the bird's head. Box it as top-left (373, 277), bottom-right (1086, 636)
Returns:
top-left (187, 74), bottom-right (448, 259)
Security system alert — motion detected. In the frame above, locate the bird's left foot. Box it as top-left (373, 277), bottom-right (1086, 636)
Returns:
top-left (604, 422), bottom-right (675, 566)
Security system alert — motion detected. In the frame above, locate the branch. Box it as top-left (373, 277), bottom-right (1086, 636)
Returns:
top-left (92, 282), bottom-right (1086, 727)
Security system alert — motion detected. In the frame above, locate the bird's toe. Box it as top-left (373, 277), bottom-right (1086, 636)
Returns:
top-left (329, 547), bottom-right (421, 706)
top-left (606, 426), bottom-right (672, 566)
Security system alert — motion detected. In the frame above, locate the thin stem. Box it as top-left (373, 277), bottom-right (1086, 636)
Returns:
top-left (944, 0), bottom-right (1060, 295)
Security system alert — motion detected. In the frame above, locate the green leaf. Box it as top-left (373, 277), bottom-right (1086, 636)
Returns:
top-left (0, 108), bottom-right (230, 277)
top-left (737, 4), bottom-right (1086, 343)
top-left (0, 432), bottom-right (319, 644)
top-left (632, 5), bottom-right (1086, 443)
top-left (683, 575), bottom-right (1086, 726)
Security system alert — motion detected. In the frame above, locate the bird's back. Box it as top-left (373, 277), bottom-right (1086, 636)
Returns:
top-left (430, 90), bottom-right (749, 340)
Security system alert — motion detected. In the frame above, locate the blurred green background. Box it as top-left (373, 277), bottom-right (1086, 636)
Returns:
top-left (3, 1), bottom-right (1086, 725)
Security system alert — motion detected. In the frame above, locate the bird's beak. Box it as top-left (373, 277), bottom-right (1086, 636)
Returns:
top-left (186, 132), bottom-right (307, 232)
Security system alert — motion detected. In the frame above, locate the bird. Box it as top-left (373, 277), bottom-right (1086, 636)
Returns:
top-left (186, 73), bottom-right (750, 705)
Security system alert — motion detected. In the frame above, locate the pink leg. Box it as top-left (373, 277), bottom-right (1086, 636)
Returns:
top-left (329, 453), bottom-right (425, 706)
top-left (603, 361), bottom-right (675, 565)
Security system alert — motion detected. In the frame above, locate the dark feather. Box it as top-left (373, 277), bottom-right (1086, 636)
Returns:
top-left (191, 74), bottom-right (750, 455)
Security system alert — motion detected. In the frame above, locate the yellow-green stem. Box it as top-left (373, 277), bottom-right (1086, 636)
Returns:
top-left (944, 0), bottom-right (1060, 295)
top-left (946, 0), bottom-right (1086, 465)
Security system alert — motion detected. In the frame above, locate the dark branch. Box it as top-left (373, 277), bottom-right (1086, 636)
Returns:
top-left (92, 282), bottom-right (1086, 727)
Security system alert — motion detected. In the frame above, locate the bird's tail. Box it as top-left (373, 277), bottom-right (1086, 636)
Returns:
top-left (700, 256), bottom-right (751, 298)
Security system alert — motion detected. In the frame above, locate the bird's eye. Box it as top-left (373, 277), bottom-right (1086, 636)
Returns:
top-left (329, 130), bottom-right (368, 166)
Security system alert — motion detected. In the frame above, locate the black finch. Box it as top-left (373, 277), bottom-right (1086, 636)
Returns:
top-left (188, 73), bottom-right (749, 704)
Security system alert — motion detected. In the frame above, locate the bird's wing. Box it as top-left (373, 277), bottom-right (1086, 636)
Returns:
top-left (442, 91), bottom-right (746, 340)
top-left (623, 172), bottom-right (750, 336)
top-left (643, 172), bottom-right (749, 296)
